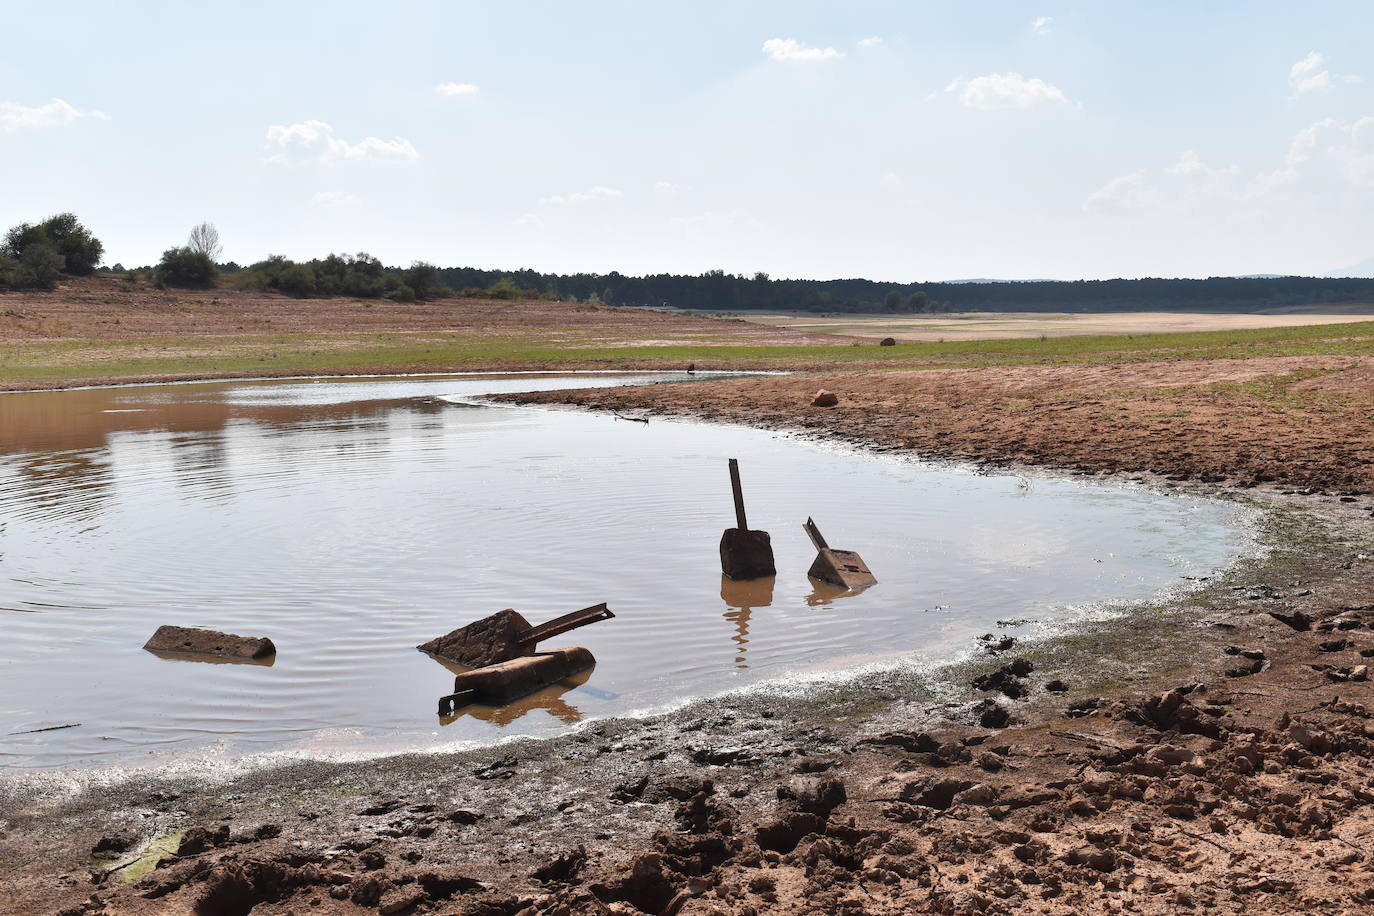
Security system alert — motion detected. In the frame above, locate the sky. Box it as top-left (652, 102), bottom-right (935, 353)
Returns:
top-left (3, 1), bottom-right (1374, 281)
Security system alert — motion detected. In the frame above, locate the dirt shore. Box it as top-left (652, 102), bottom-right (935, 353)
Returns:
top-left (4, 362), bottom-right (1374, 913)
top-left (503, 357), bottom-right (1374, 495)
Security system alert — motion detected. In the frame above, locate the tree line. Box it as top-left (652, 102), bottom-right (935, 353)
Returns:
top-left (6, 212), bottom-right (1374, 313)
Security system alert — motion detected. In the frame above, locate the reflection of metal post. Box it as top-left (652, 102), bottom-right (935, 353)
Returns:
top-left (720, 575), bottom-right (774, 670)
top-left (729, 458), bottom-right (748, 530)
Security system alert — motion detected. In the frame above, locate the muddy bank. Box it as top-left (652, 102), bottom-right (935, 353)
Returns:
top-left (501, 358), bottom-right (1374, 495)
top-left (3, 486), bottom-right (1374, 914)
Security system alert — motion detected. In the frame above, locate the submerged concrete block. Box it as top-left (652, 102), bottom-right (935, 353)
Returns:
top-left (808, 547), bottom-right (877, 590)
top-left (440, 647), bottom-right (595, 712)
top-left (143, 625), bottom-right (276, 660)
top-left (418, 608), bottom-right (533, 668)
top-left (720, 527), bottom-right (777, 581)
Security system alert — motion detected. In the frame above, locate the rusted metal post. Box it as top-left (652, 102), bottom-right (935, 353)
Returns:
top-left (804, 517), bottom-right (877, 591)
top-left (729, 458), bottom-right (748, 530)
top-left (720, 458), bottom-right (775, 580)
top-left (803, 517), bottom-right (828, 550)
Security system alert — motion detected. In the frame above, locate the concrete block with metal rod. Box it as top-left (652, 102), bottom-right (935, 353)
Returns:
top-left (803, 517), bottom-right (876, 590)
top-left (417, 603), bottom-right (615, 668)
top-left (437, 647), bottom-right (596, 714)
top-left (719, 458), bottom-right (776, 581)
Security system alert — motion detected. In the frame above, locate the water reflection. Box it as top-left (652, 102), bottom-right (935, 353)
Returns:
top-left (805, 579), bottom-right (871, 606)
top-left (145, 648), bottom-right (277, 667)
top-left (720, 576), bottom-right (774, 669)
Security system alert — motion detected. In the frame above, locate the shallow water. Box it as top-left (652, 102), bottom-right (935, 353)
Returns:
top-left (0, 373), bottom-right (1251, 770)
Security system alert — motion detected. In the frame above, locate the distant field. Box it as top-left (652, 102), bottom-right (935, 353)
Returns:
top-left (732, 309), bottom-right (1374, 341)
top-left (6, 277), bottom-right (1374, 389)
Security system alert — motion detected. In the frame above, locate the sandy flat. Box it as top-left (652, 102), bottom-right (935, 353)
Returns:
top-left (740, 310), bottom-right (1374, 341)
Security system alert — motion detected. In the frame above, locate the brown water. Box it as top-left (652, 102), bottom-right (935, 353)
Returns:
top-left (0, 373), bottom-right (1252, 770)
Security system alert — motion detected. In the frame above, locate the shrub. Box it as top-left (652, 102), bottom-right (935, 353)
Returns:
top-left (42, 212), bottom-right (103, 275)
top-left (0, 213), bottom-right (104, 288)
top-left (154, 246), bottom-right (217, 288)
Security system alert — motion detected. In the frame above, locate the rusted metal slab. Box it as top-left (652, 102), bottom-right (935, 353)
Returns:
top-left (803, 517), bottom-right (877, 590)
top-left (143, 625), bottom-right (276, 662)
top-left (720, 458), bottom-right (776, 580)
top-left (438, 647), bottom-right (596, 713)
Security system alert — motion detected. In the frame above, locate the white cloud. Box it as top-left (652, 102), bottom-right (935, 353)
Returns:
top-left (654, 181), bottom-right (683, 196)
top-left (1084, 119), bottom-right (1374, 216)
top-left (540, 185), bottom-right (624, 205)
top-left (1289, 52), bottom-right (1359, 97)
top-left (946, 72), bottom-right (1069, 109)
top-left (312, 190), bottom-right (360, 206)
top-left (672, 210), bottom-right (762, 229)
top-left (762, 38), bottom-right (842, 62)
top-left (857, 36), bottom-right (883, 48)
top-left (1165, 149), bottom-right (1206, 177)
top-left (0, 97), bottom-right (109, 130)
top-left (879, 172), bottom-right (905, 189)
top-left (435, 82), bottom-right (479, 97)
top-left (265, 120), bottom-right (419, 164)
top-left (1032, 16), bottom-right (1054, 36)
top-left (513, 213), bottom-right (544, 229)
top-left (1254, 117), bottom-right (1374, 192)
top-left (1082, 169), bottom-right (1155, 212)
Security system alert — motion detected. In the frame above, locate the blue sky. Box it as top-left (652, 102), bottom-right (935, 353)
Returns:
top-left (3, 1), bottom-right (1373, 280)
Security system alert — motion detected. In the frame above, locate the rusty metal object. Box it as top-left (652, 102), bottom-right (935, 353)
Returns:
top-left (803, 517), bottom-right (876, 590)
top-left (143, 625), bottom-right (276, 661)
top-left (438, 647), bottom-right (596, 714)
top-left (720, 458), bottom-right (776, 581)
top-left (418, 604), bottom-right (615, 668)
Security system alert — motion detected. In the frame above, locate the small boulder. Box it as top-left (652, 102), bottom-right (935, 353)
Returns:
top-left (879, 337), bottom-right (897, 346)
top-left (811, 389), bottom-right (839, 407)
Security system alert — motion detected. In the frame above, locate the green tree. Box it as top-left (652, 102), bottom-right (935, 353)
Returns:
top-left (154, 246), bottom-right (217, 288)
top-left (404, 261), bottom-right (443, 300)
top-left (41, 212), bottom-right (103, 275)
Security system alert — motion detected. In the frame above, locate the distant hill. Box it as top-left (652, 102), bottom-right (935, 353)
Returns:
top-left (1326, 256), bottom-right (1374, 279)
top-left (434, 264), bottom-right (1374, 314)
top-left (941, 278), bottom-right (1058, 284)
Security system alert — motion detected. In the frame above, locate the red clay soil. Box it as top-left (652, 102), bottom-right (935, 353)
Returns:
top-left (504, 356), bottom-right (1374, 494)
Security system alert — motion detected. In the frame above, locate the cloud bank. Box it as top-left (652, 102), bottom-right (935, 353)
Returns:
top-left (1, 98), bottom-right (109, 130)
top-left (265, 120), bottom-right (419, 164)
top-left (946, 72), bottom-right (1069, 109)
top-left (762, 38), bottom-right (842, 62)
